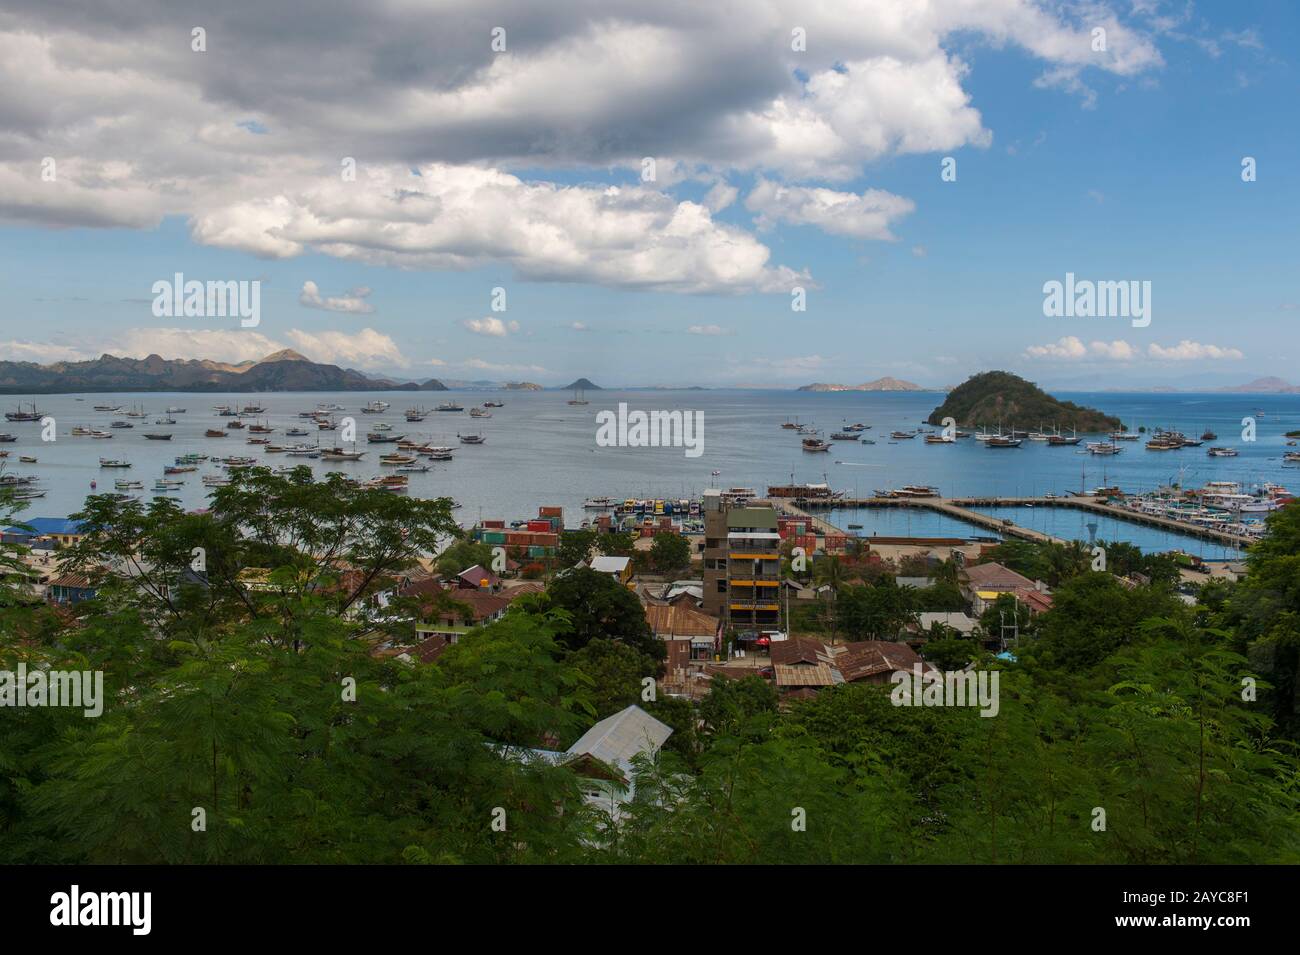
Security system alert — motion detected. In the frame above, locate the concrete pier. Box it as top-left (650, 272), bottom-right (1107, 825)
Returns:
top-left (780, 494), bottom-right (1254, 549)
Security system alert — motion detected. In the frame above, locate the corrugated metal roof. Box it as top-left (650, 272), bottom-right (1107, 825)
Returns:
top-left (774, 663), bottom-right (837, 687)
top-left (566, 704), bottom-right (672, 769)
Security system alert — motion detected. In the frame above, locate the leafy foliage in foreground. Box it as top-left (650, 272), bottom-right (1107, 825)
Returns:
top-left (2, 477), bottom-right (1298, 863)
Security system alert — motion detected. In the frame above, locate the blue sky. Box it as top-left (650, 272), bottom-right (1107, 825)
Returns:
top-left (0, 0), bottom-right (1295, 389)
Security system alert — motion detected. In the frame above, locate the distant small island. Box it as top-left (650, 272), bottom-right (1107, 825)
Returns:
top-left (560, 378), bottom-right (601, 391)
top-left (927, 371), bottom-right (1123, 432)
top-left (502, 382), bottom-right (543, 391)
top-left (799, 377), bottom-right (924, 392)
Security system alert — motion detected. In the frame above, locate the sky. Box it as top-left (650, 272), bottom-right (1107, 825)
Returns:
top-left (0, 0), bottom-right (1296, 390)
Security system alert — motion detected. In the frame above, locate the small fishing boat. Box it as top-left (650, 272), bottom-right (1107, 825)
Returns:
top-left (18, 455), bottom-right (37, 463)
top-left (99, 458), bottom-right (131, 468)
top-left (321, 448), bottom-right (365, 461)
top-left (437, 401), bottom-right (465, 412)
top-left (889, 430), bottom-right (916, 440)
top-left (155, 417), bottom-right (177, 425)
top-left (469, 407), bottom-right (492, 418)
top-left (483, 400), bottom-right (504, 408)
top-left (361, 400), bottom-right (390, 414)
top-left (405, 406), bottom-right (429, 421)
top-left (367, 432), bottom-right (405, 443)
top-left (1207, 447), bottom-right (1238, 457)
top-left (583, 496), bottom-right (615, 509)
top-left (396, 464), bottom-right (430, 473)
top-left (986, 435), bottom-right (1023, 448)
top-left (801, 436), bottom-right (831, 452)
top-left (205, 429), bottom-right (227, 438)
top-left (458, 432), bottom-right (486, 445)
top-left (143, 433), bottom-right (173, 441)
top-left (166, 407), bottom-right (187, 414)
top-left (286, 427), bottom-right (309, 437)
top-left (111, 421), bottom-right (133, 429)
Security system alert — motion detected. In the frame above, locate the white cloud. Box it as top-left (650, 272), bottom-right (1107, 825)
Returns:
top-left (116, 327), bottom-right (286, 364)
top-left (1089, 339), bottom-right (1137, 360)
top-left (458, 358), bottom-right (550, 374)
top-left (704, 181), bottom-right (739, 213)
top-left (189, 165), bottom-right (808, 295)
top-left (463, 316), bottom-right (520, 337)
top-left (1026, 337), bottom-right (1238, 362)
top-left (0, 339), bottom-right (99, 363)
top-left (687, 324), bottom-right (728, 336)
top-left (746, 178), bottom-right (914, 240)
top-left (1147, 340), bottom-right (1243, 361)
top-left (299, 280), bottom-right (374, 314)
top-left (569, 321), bottom-right (589, 331)
top-left (283, 327), bottom-right (407, 369)
top-left (1025, 336), bottom-right (1089, 360)
top-left (0, 1), bottom-right (1165, 293)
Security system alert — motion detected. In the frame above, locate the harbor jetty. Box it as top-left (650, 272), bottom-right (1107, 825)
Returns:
top-left (778, 494), bottom-right (1254, 549)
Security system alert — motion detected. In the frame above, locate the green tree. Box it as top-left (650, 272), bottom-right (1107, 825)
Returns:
top-left (538, 567), bottom-right (663, 660)
top-left (649, 532), bottom-right (691, 574)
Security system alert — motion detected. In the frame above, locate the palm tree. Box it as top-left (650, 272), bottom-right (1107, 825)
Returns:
top-left (813, 555), bottom-right (846, 643)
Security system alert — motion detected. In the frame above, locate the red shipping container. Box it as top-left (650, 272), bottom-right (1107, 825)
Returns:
top-left (527, 520), bottom-right (551, 532)
top-left (538, 506), bottom-right (562, 517)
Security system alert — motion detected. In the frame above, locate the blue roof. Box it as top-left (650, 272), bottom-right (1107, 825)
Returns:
top-left (3, 517), bottom-right (84, 536)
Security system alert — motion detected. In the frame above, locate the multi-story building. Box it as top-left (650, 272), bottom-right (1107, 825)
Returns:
top-left (702, 489), bottom-right (782, 630)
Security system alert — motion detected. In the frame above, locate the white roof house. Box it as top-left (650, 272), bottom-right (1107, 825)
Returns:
top-left (589, 555), bottom-right (632, 576)
top-left (497, 705), bottom-right (673, 819)
top-left (915, 611), bottom-right (978, 636)
top-left (567, 704), bottom-right (673, 771)
top-left (566, 705), bottom-right (672, 817)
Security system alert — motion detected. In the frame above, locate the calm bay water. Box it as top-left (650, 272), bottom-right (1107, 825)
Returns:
top-left (3, 389), bottom-right (1297, 553)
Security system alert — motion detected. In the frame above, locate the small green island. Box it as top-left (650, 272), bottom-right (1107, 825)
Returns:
top-left (927, 370), bottom-right (1124, 432)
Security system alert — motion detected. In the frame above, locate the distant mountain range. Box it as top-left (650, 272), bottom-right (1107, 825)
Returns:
top-left (1218, 377), bottom-right (1300, 394)
top-left (0, 350), bottom-right (449, 394)
top-left (798, 377), bottom-right (925, 392)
